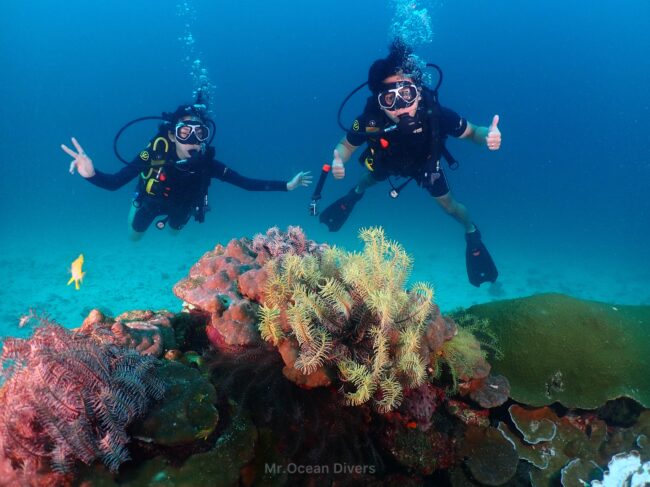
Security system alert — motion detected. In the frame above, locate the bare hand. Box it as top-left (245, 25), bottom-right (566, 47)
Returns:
top-left (332, 149), bottom-right (345, 179)
top-left (486, 115), bottom-right (501, 151)
top-left (61, 137), bottom-right (96, 178)
top-left (287, 171), bottom-right (313, 191)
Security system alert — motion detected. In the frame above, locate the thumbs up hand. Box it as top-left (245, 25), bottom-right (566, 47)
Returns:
top-left (486, 114), bottom-right (501, 151)
top-left (332, 149), bottom-right (346, 179)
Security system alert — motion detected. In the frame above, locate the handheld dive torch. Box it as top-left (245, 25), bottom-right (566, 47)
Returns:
top-left (309, 163), bottom-right (331, 216)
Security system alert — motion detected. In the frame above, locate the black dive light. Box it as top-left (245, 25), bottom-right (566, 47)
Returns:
top-left (309, 163), bottom-right (332, 216)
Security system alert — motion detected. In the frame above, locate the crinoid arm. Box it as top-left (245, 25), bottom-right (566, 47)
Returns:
top-left (294, 329), bottom-right (332, 375)
top-left (286, 302), bottom-right (316, 347)
top-left (338, 359), bottom-right (376, 406)
top-left (397, 327), bottom-right (427, 386)
top-left (319, 277), bottom-right (353, 320)
top-left (375, 372), bottom-right (403, 413)
top-left (258, 304), bottom-right (283, 345)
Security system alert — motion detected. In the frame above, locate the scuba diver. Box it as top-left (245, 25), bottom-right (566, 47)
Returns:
top-left (317, 40), bottom-right (500, 287)
top-left (62, 102), bottom-right (312, 240)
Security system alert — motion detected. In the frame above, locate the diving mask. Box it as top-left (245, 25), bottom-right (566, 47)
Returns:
top-left (377, 82), bottom-right (419, 111)
top-left (175, 121), bottom-right (211, 145)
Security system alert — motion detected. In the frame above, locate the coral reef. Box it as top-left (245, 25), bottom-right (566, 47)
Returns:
top-left (130, 360), bottom-right (218, 447)
top-left (498, 405), bottom-right (650, 485)
top-left (173, 226), bottom-right (324, 351)
top-left (78, 309), bottom-right (177, 357)
top-left (399, 383), bottom-right (445, 432)
top-left (0, 322), bottom-right (165, 476)
top-left (8, 225), bottom-right (650, 487)
top-left (467, 293), bottom-right (650, 408)
top-left (173, 226), bottom-right (504, 414)
top-left (590, 450), bottom-right (650, 486)
top-left (259, 227), bottom-right (438, 412)
top-left (457, 425), bottom-right (519, 485)
top-left (251, 225), bottom-right (324, 261)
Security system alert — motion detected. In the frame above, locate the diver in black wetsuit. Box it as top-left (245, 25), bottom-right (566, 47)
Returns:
top-left (62, 104), bottom-right (312, 240)
top-left (319, 41), bottom-right (501, 287)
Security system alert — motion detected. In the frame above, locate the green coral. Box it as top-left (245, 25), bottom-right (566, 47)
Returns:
top-left (467, 293), bottom-right (650, 408)
top-left (258, 227), bottom-right (435, 412)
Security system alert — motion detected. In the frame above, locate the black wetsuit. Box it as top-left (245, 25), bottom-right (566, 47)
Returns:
top-left (346, 91), bottom-right (467, 197)
top-left (88, 143), bottom-right (287, 231)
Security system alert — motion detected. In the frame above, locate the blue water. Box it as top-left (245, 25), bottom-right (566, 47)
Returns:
top-left (1, 1), bottom-right (649, 334)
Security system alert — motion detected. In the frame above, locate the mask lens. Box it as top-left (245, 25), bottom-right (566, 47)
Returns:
top-left (378, 91), bottom-right (397, 109)
top-left (194, 124), bottom-right (209, 141)
top-left (398, 85), bottom-right (417, 102)
top-left (176, 124), bottom-right (193, 141)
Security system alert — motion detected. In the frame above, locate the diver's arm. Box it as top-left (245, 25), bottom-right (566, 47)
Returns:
top-left (459, 115), bottom-right (501, 150)
top-left (210, 160), bottom-right (289, 191)
top-left (62, 136), bottom-right (140, 190)
top-left (87, 166), bottom-right (140, 191)
top-left (332, 137), bottom-right (360, 179)
top-left (336, 137), bottom-right (359, 163)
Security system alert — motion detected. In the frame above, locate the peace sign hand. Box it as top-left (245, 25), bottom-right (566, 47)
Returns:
top-left (61, 137), bottom-right (96, 178)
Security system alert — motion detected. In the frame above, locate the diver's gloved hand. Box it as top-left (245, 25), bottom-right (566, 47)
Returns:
top-left (332, 149), bottom-right (345, 179)
top-left (486, 114), bottom-right (501, 151)
top-left (62, 137), bottom-right (96, 178)
top-left (287, 171), bottom-right (313, 191)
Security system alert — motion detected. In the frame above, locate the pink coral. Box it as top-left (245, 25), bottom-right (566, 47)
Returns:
top-left (400, 383), bottom-right (445, 431)
top-left (174, 227), bottom-right (324, 351)
top-left (251, 225), bottom-right (325, 263)
top-left (466, 374), bottom-right (510, 408)
top-left (78, 309), bottom-right (175, 357)
top-left (0, 323), bottom-right (165, 476)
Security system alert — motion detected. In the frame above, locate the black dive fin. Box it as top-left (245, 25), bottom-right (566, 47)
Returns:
top-left (319, 189), bottom-right (363, 232)
top-left (466, 228), bottom-right (498, 287)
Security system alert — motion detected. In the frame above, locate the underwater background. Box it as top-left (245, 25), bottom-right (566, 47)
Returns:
top-left (1, 0), bottom-right (649, 337)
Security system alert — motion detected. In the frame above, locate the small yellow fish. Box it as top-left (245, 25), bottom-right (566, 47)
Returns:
top-left (67, 254), bottom-right (85, 290)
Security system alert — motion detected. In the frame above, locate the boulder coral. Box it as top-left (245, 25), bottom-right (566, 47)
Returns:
top-left (467, 293), bottom-right (650, 408)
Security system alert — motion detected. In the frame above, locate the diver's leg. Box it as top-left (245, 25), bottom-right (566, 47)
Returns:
top-left (167, 206), bottom-right (192, 236)
top-left (355, 172), bottom-right (379, 194)
top-left (128, 201), bottom-right (155, 241)
top-left (434, 192), bottom-right (475, 233)
top-left (423, 165), bottom-right (474, 233)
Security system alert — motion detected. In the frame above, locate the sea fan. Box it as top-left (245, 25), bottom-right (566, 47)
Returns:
top-left (0, 323), bottom-right (165, 475)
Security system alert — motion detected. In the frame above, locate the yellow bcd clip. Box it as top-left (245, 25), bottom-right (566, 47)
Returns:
top-left (145, 178), bottom-right (157, 195)
top-left (151, 136), bottom-right (169, 166)
top-left (364, 147), bottom-right (375, 171)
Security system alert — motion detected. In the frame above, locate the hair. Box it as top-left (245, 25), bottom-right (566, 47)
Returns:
top-left (367, 38), bottom-right (423, 93)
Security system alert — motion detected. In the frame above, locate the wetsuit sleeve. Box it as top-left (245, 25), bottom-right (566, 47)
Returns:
top-left (439, 106), bottom-right (468, 138)
top-left (86, 160), bottom-right (141, 190)
top-left (209, 160), bottom-right (287, 191)
top-left (345, 112), bottom-right (370, 147)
